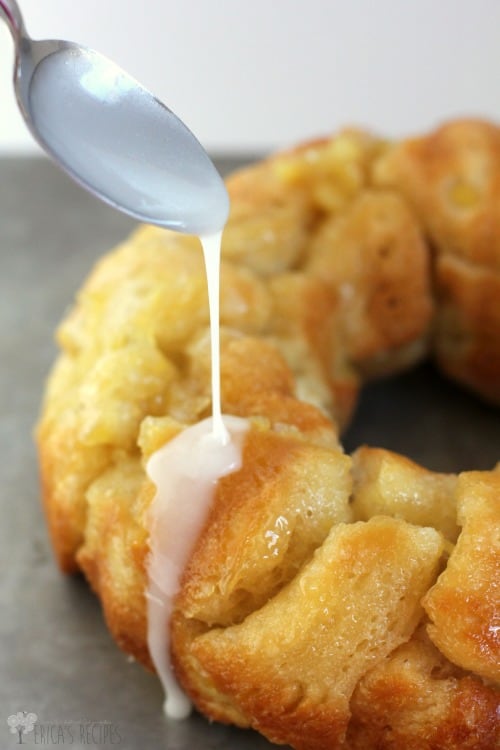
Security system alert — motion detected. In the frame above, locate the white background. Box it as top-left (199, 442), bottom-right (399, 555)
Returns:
top-left (1, 0), bottom-right (500, 155)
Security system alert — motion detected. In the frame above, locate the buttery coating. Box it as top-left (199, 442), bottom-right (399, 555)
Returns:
top-left (37, 119), bottom-right (499, 750)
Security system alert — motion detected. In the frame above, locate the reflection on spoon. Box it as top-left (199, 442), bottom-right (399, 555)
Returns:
top-left (0, 0), bottom-right (229, 234)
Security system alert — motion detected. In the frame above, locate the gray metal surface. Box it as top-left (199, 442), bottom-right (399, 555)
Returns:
top-left (0, 156), bottom-right (498, 750)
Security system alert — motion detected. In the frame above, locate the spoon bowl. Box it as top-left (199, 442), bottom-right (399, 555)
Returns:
top-left (0, 0), bottom-right (229, 234)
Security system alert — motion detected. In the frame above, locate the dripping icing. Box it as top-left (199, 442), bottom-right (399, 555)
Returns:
top-left (200, 231), bottom-right (228, 444)
top-left (145, 230), bottom-right (249, 718)
top-left (146, 415), bottom-right (247, 719)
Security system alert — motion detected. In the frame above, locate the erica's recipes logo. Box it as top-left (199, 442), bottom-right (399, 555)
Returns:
top-left (6, 712), bottom-right (122, 745)
top-left (6, 712), bottom-right (38, 743)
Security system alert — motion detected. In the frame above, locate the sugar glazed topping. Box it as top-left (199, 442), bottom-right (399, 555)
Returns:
top-left (145, 230), bottom-right (249, 717)
top-left (146, 415), bottom-right (248, 718)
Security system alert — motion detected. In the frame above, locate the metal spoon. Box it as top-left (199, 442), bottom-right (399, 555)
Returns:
top-left (0, 0), bottom-right (229, 235)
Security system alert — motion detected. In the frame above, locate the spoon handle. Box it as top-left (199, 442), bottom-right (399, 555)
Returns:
top-left (0, 0), bottom-right (25, 41)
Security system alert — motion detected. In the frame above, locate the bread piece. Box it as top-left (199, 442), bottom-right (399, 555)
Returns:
top-left (351, 446), bottom-right (459, 542)
top-left (374, 118), bottom-right (500, 402)
top-left (348, 624), bottom-right (500, 750)
top-left (306, 190), bottom-right (433, 377)
top-left (434, 253), bottom-right (500, 403)
top-left (174, 518), bottom-right (443, 749)
top-left (424, 471), bottom-right (500, 684)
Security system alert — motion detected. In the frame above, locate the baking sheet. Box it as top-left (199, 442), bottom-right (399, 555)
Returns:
top-left (1, 156), bottom-right (498, 750)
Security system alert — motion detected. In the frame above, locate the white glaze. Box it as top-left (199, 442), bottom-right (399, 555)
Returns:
top-left (145, 230), bottom-right (249, 718)
top-left (200, 232), bottom-right (228, 444)
top-left (146, 415), bottom-right (248, 718)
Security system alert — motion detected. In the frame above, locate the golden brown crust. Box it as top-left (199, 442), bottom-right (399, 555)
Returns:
top-left (177, 427), bottom-right (352, 627)
top-left (176, 517), bottom-right (443, 748)
top-left (36, 120), bottom-right (500, 749)
top-left (433, 253), bottom-right (500, 401)
top-left (351, 446), bottom-right (459, 542)
top-left (374, 118), bottom-right (500, 402)
top-left (348, 625), bottom-right (500, 750)
top-left (306, 189), bottom-right (433, 376)
top-left (423, 471), bottom-right (500, 684)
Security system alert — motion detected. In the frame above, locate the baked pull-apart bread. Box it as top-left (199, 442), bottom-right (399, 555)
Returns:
top-left (37, 119), bottom-right (499, 750)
